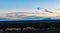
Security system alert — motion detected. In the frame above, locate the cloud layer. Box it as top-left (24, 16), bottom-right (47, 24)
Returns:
top-left (0, 9), bottom-right (60, 20)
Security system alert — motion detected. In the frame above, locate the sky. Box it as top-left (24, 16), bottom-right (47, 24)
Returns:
top-left (0, 0), bottom-right (60, 14)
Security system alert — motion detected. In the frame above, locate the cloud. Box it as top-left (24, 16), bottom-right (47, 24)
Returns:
top-left (0, 9), bottom-right (60, 20)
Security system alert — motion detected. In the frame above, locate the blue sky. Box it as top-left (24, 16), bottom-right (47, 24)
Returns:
top-left (0, 0), bottom-right (60, 14)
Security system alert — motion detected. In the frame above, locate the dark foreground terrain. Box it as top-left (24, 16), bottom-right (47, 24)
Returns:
top-left (0, 20), bottom-right (60, 33)
top-left (0, 28), bottom-right (60, 33)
